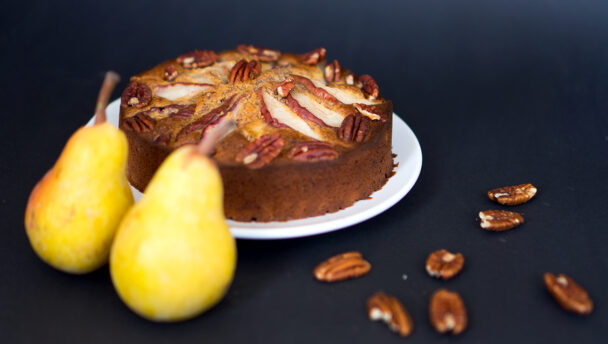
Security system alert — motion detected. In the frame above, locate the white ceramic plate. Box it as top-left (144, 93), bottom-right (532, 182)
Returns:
top-left (90, 99), bottom-right (422, 240)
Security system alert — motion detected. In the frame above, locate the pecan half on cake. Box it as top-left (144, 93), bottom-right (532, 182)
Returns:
top-left (119, 45), bottom-right (394, 221)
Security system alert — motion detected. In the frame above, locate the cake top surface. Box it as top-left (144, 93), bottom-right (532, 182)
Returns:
top-left (120, 45), bottom-right (391, 168)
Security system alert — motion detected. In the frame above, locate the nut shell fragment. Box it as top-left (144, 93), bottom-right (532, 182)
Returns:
top-left (544, 273), bottom-right (593, 315)
top-left (313, 251), bottom-right (371, 282)
top-left (367, 292), bottom-right (414, 337)
top-left (488, 183), bottom-right (537, 205)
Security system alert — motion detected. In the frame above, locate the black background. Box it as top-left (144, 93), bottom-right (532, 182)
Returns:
top-left (2, 0), bottom-right (607, 342)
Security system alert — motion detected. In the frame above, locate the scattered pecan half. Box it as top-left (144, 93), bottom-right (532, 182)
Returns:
top-left (429, 289), bottom-right (467, 335)
top-left (229, 59), bottom-right (262, 83)
top-left (359, 74), bottom-right (380, 100)
top-left (177, 50), bottom-right (217, 69)
top-left (288, 141), bottom-right (339, 162)
top-left (122, 112), bottom-right (154, 132)
top-left (235, 133), bottom-right (284, 169)
top-left (237, 44), bottom-right (281, 61)
top-left (324, 59), bottom-right (341, 83)
top-left (354, 103), bottom-right (387, 122)
top-left (426, 249), bottom-right (465, 280)
top-left (163, 65), bottom-right (178, 81)
top-left (488, 183), bottom-right (538, 206)
top-left (544, 273), bottom-right (593, 315)
top-left (478, 210), bottom-right (524, 231)
top-left (313, 251), bottom-right (371, 282)
top-left (338, 113), bottom-right (370, 142)
top-left (121, 82), bottom-right (152, 108)
top-left (275, 80), bottom-right (295, 97)
top-left (367, 292), bottom-right (414, 337)
top-left (299, 47), bottom-right (326, 64)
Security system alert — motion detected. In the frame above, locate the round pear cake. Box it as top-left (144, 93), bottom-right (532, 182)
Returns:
top-left (119, 45), bottom-right (394, 222)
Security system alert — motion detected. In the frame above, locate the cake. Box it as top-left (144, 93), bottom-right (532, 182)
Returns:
top-left (119, 45), bottom-right (394, 222)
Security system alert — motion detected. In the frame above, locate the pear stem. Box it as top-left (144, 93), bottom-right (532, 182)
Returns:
top-left (94, 71), bottom-right (121, 125)
top-left (195, 119), bottom-right (236, 156)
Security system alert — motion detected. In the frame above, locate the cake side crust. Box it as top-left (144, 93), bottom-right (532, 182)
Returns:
top-left (120, 103), bottom-right (394, 222)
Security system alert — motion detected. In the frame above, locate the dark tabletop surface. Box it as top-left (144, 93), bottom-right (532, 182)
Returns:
top-left (2, 0), bottom-right (607, 342)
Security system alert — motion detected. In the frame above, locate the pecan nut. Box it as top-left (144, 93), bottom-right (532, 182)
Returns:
top-left (235, 133), bottom-right (284, 169)
top-left (324, 59), bottom-right (341, 83)
top-left (288, 141), bottom-right (339, 162)
top-left (177, 50), bottom-right (217, 69)
top-left (544, 273), bottom-right (593, 315)
top-left (354, 103), bottom-right (387, 122)
top-left (426, 249), bottom-right (464, 280)
top-left (229, 59), bottom-right (261, 83)
top-left (299, 47), bottom-right (326, 64)
top-left (367, 292), bottom-right (414, 337)
top-left (338, 113), bottom-right (370, 142)
top-left (153, 133), bottom-right (171, 146)
top-left (313, 251), bottom-right (371, 282)
top-left (488, 183), bottom-right (537, 206)
top-left (121, 82), bottom-right (152, 108)
top-left (275, 80), bottom-right (295, 97)
top-left (122, 112), bottom-right (154, 132)
top-left (237, 44), bottom-right (281, 61)
top-left (345, 72), bottom-right (361, 87)
top-left (138, 104), bottom-right (196, 120)
top-left (359, 74), bottom-right (380, 100)
top-left (479, 210), bottom-right (524, 231)
top-left (163, 103), bottom-right (196, 119)
top-left (163, 65), bottom-right (178, 81)
top-left (429, 289), bottom-right (467, 335)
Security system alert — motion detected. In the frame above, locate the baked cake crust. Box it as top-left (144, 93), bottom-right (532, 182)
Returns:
top-left (119, 45), bottom-right (394, 222)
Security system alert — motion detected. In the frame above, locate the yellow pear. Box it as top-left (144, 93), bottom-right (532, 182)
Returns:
top-left (110, 120), bottom-right (237, 322)
top-left (25, 72), bottom-right (133, 274)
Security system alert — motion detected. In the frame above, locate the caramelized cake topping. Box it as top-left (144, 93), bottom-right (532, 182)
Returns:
top-left (120, 45), bottom-right (390, 168)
